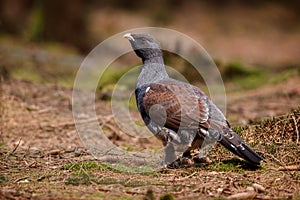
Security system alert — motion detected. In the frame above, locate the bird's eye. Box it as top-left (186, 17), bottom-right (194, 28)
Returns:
top-left (142, 38), bottom-right (150, 43)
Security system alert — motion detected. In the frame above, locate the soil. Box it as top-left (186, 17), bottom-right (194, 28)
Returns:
top-left (1, 77), bottom-right (299, 200)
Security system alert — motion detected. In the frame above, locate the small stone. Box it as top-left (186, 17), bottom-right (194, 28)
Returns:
top-left (246, 186), bottom-right (255, 192)
top-left (18, 179), bottom-right (29, 183)
top-left (26, 105), bottom-right (39, 111)
top-left (30, 147), bottom-right (40, 153)
top-left (252, 183), bottom-right (265, 193)
top-left (208, 171), bottom-right (219, 175)
top-left (14, 140), bottom-right (24, 146)
top-left (217, 188), bottom-right (223, 194)
top-left (74, 148), bottom-right (82, 157)
top-left (46, 149), bottom-right (61, 156)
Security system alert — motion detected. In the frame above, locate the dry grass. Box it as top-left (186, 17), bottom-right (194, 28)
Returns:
top-left (246, 107), bottom-right (300, 166)
top-left (0, 78), bottom-right (299, 200)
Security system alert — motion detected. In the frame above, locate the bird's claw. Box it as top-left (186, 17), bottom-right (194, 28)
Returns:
top-left (193, 155), bottom-right (212, 164)
top-left (167, 157), bottom-right (193, 169)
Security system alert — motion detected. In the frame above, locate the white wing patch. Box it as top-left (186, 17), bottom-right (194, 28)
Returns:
top-left (230, 144), bottom-right (237, 150)
top-left (145, 86), bottom-right (151, 93)
top-left (237, 143), bottom-right (245, 151)
top-left (200, 128), bottom-right (209, 137)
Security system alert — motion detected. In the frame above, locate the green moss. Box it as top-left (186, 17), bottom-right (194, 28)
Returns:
top-left (223, 61), bottom-right (254, 80)
top-left (65, 173), bottom-right (91, 185)
top-left (11, 65), bottom-right (43, 83)
top-left (62, 161), bottom-right (156, 175)
top-left (269, 68), bottom-right (298, 84)
top-left (100, 162), bottom-right (156, 175)
top-left (66, 171), bottom-right (164, 186)
top-left (114, 195), bottom-right (133, 200)
top-left (0, 176), bottom-right (8, 183)
top-left (84, 193), bottom-right (105, 198)
top-left (232, 71), bottom-right (267, 90)
top-left (232, 126), bottom-right (248, 135)
top-left (222, 61), bottom-right (268, 90)
top-left (209, 159), bottom-right (245, 172)
top-left (63, 161), bottom-right (163, 186)
top-left (62, 161), bottom-right (101, 172)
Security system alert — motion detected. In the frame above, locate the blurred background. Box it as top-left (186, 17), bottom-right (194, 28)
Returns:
top-left (1, 0), bottom-right (300, 122)
top-left (1, 0), bottom-right (300, 58)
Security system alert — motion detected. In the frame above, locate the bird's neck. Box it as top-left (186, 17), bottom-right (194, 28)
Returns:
top-left (143, 56), bottom-right (164, 65)
top-left (136, 56), bottom-right (169, 88)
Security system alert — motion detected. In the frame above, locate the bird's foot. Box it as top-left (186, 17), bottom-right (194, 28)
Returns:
top-left (167, 157), bottom-right (193, 169)
top-left (193, 155), bottom-right (212, 164)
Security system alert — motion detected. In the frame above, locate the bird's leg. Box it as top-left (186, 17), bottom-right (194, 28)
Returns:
top-left (192, 136), bottom-right (214, 164)
top-left (182, 149), bottom-right (192, 158)
top-left (154, 128), bottom-right (178, 165)
top-left (181, 134), bottom-right (203, 159)
top-left (164, 142), bottom-right (177, 165)
top-left (159, 129), bottom-right (199, 167)
top-left (155, 128), bottom-right (181, 146)
top-left (180, 134), bottom-right (212, 165)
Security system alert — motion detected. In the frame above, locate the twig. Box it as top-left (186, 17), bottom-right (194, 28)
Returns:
top-left (262, 153), bottom-right (284, 165)
top-left (37, 108), bottom-right (52, 114)
top-left (252, 183), bottom-right (265, 193)
top-left (46, 149), bottom-right (61, 156)
top-left (291, 114), bottom-right (299, 144)
top-left (278, 165), bottom-right (300, 171)
top-left (14, 176), bottom-right (29, 183)
top-left (178, 171), bottom-right (197, 181)
top-left (37, 175), bottom-right (47, 181)
top-left (226, 192), bottom-right (256, 200)
top-left (27, 161), bottom-right (37, 168)
top-left (5, 138), bottom-right (22, 159)
top-left (11, 138), bottom-right (22, 154)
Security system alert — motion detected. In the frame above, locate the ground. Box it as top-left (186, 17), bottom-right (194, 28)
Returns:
top-left (1, 7), bottom-right (300, 196)
top-left (1, 74), bottom-right (299, 199)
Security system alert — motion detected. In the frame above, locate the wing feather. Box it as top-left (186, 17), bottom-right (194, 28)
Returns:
top-left (142, 81), bottom-right (210, 132)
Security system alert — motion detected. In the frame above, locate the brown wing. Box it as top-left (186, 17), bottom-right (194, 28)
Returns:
top-left (142, 81), bottom-right (210, 132)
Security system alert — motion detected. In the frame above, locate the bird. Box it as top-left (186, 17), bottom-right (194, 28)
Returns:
top-left (123, 33), bottom-right (264, 166)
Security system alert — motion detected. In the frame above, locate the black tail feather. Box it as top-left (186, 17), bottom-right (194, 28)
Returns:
top-left (219, 129), bottom-right (264, 165)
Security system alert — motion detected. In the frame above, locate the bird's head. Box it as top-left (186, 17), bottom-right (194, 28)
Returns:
top-left (123, 33), bottom-right (162, 61)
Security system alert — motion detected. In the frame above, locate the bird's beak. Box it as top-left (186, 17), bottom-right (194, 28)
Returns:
top-left (123, 33), bottom-right (135, 41)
